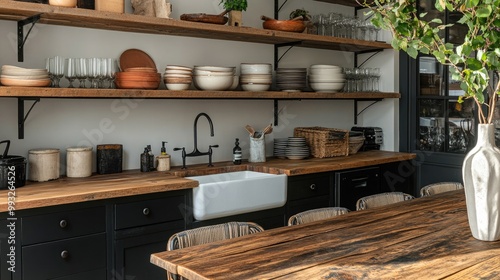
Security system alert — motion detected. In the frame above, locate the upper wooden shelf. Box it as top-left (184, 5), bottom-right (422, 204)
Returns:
top-left (314, 0), bottom-right (371, 8)
top-left (0, 0), bottom-right (390, 52)
top-left (0, 86), bottom-right (400, 99)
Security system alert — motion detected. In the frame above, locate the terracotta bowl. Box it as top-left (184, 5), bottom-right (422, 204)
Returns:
top-left (263, 20), bottom-right (306, 33)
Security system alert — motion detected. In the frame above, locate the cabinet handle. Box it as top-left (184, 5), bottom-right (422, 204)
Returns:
top-left (60, 250), bottom-right (69, 259)
top-left (59, 219), bottom-right (68, 228)
top-left (309, 184), bottom-right (316, 190)
top-left (143, 208), bottom-right (150, 216)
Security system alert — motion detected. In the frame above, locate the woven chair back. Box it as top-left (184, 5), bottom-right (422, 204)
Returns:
top-left (420, 182), bottom-right (464, 197)
top-left (356, 192), bottom-right (415, 210)
top-left (288, 207), bottom-right (350, 226)
top-left (167, 221), bottom-right (264, 280)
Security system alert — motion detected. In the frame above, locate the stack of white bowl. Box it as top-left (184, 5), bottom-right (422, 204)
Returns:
top-left (308, 65), bottom-right (345, 93)
top-left (240, 63), bottom-right (272, 91)
top-left (0, 65), bottom-right (51, 87)
top-left (163, 65), bottom-right (193, 90)
top-left (193, 66), bottom-right (238, 91)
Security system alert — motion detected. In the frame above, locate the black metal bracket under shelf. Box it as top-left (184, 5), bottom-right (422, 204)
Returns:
top-left (18, 97), bottom-right (40, 139)
top-left (274, 42), bottom-right (302, 70)
top-left (17, 14), bottom-right (42, 62)
top-left (354, 99), bottom-right (381, 124)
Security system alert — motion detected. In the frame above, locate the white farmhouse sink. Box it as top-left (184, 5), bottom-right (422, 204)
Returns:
top-left (188, 171), bottom-right (287, 221)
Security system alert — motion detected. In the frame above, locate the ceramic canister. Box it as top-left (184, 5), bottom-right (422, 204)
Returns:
top-left (28, 148), bottom-right (60, 182)
top-left (66, 146), bottom-right (93, 178)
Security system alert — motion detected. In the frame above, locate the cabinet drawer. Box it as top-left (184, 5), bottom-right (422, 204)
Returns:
top-left (287, 173), bottom-right (331, 201)
top-left (335, 167), bottom-right (381, 210)
top-left (22, 233), bottom-right (106, 280)
top-left (115, 195), bottom-right (185, 230)
top-left (21, 206), bottom-right (105, 245)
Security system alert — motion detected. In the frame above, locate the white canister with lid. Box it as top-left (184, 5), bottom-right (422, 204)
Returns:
top-left (28, 148), bottom-right (60, 182)
top-left (66, 146), bottom-right (93, 178)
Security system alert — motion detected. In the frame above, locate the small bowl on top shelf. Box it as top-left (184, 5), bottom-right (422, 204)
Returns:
top-left (49, 0), bottom-right (77, 7)
top-left (261, 15), bottom-right (306, 33)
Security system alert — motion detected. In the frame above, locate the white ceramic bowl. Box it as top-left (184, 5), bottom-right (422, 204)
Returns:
top-left (241, 83), bottom-right (271, 91)
top-left (309, 68), bottom-right (343, 75)
top-left (164, 69), bottom-right (193, 75)
top-left (308, 73), bottom-right (345, 79)
top-left (166, 83), bottom-right (191, 90)
top-left (310, 82), bottom-right (345, 92)
top-left (193, 75), bottom-right (233, 91)
top-left (229, 76), bottom-right (239, 90)
top-left (49, 0), bottom-right (77, 7)
top-left (194, 66), bottom-right (236, 72)
top-left (240, 63), bottom-right (272, 74)
top-left (309, 77), bottom-right (346, 83)
top-left (193, 69), bottom-right (234, 76)
top-left (165, 65), bottom-right (193, 71)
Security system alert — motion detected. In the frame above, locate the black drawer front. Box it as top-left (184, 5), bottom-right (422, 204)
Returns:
top-left (22, 233), bottom-right (106, 280)
top-left (288, 173), bottom-right (330, 201)
top-left (22, 206), bottom-right (105, 245)
top-left (336, 167), bottom-right (381, 210)
top-left (52, 268), bottom-right (106, 280)
top-left (115, 195), bottom-right (185, 230)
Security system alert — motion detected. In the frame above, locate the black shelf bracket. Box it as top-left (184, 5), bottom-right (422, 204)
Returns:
top-left (354, 49), bottom-right (384, 67)
top-left (274, 99), bottom-right (279, 126)
top-left (18, 97), bottom-right (40, 139)
top-left (274, 0), bottom-right (290, 19)
top-left (274, 42), bottom-right (302, 70)
top-left (354, 99), bottom-right (381, 124)
top-left (17, 14), bottom-right (41, 62)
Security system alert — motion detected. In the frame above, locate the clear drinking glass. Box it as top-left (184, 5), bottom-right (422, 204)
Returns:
top-left (370, 68), bottom-right (381, 92)
top-left (65, 58), bottom-right (76, 88)
top-left (45, 58), bottom-right (54, 87)
top-left (53, 56), bottom-right (64, 88)
top-left (75, 58), bottom-right (87, 88)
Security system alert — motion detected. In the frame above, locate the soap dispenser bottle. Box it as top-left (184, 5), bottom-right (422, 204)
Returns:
top-left (156, 141), bottom-right (171, 171)
top-left (233, 138), bottom-right (242, 165)
top-left (141, 147), bottom-right (150, 172)
top-left (147, 145), bottom-right (155, 171)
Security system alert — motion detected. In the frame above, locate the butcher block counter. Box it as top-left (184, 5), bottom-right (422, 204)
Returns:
top-left (0, 151), bottom-right (415, 212)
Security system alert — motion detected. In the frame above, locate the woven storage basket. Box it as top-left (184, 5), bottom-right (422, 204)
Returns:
top-left (348, 135), bottom-right (365, 155)
top-left (294, 127), bottom-right (349, 158)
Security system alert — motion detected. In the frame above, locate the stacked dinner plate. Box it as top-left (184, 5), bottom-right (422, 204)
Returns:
top-left (308, 64), bottom-right (345, 93)
top-left (276, 68), bottom-right (307, 92)
top-left (240, 63), bottom-right (272, 91)
top-left (0, 65), bottom-right (51, 87)
top-left (273, 138), bottom-right (288, 159)
top-left (286, 137), bottom-right (310, 160)
top-left (164, 65), bottom-right (193, 90)
top-left (115, 67), bottom-right (161, 89)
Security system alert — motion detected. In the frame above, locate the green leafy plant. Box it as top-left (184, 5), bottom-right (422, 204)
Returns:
top-left (220, 0), bottom-right (248, 12)
top-left (358, 0), bottom-right (500, 124)
top-left (289, 8), bottom-right (311, 21)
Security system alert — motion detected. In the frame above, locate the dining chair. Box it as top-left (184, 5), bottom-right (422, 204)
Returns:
top-left (288, 207), bottom-right (350, 226)
top-left (166, 221), bottom-right (264, 280)
top-left (419, 182), bottom-right (464, 197)
top-left (356, 192), bottom-right (415, 210)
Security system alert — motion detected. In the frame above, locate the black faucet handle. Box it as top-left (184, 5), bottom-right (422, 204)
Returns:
top-left (173, 147), bottom-right (184, 151)
top-left (209, 145), bottom-right (219, 149)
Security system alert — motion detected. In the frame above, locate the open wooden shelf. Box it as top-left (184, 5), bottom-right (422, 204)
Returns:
top-left (0, 0), bottom-right (391, 53)
top-left (314, 0), bottom-right (372, 8)
top-left (0, 86), bottom-right (400, 99)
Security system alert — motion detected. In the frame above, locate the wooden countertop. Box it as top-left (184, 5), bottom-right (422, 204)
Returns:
top-left (0, 151), bottom-right (415, 212)
top-left (151, 190), bottom-right (500, 280)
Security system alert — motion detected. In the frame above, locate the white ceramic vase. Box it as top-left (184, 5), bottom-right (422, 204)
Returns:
top-left (462, 123), bottom-right (500, 241)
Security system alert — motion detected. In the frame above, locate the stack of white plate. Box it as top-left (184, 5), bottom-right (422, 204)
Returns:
top-left (0, 65), bottom-right (51, 87)
top-left (286, 137), bottom-right (310, 160)
top-left (273, 138), bottom-right (288, 159)
top-left (308, 64), bottom-right (345, 93)
top-left (193, 66), bottom-right (238, 91)
top-left (276, 68), bottom-right (307, 92)
top-left (240, 63), bottom-right (272, 91)
top-left (163, 65), bottom-right (193, 90)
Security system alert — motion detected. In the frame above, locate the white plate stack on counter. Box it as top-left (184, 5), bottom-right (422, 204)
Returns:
top-left (240, 63), bottom-right (272, 91)
top-left (308, 64), bottom-right (345, 93)
top-left (0, 65), bottom-right (51, 87)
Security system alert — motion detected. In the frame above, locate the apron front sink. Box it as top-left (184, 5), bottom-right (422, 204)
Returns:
top-left (188, 171), bottom-right (287, 221)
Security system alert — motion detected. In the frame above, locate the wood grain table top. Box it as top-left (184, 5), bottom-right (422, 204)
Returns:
top-left (0, 151), bottom-right (415, 212)
top-left (151, 190), bottom-right (500, 280)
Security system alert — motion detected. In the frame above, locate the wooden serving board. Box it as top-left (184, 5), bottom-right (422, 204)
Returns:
top-left (180, 13), bottom-right (228, 25)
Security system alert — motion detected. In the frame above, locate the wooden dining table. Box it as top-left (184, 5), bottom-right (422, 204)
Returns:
top-left (150, 190), bottom-right (500, 279)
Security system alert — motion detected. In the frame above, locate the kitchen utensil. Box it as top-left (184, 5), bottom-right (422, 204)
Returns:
top-left (245, 125), bottom-right (255, 137)
top-left (0, 140), bottom-right (27, 189)
top-left (28, 148), bottom-right (60, 182)
top-left (263, 124), bottom-right (273, 135)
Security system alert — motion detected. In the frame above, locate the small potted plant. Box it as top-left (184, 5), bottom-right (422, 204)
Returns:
top-left (289, 8), bottom-right (313, 33)
top-left (220, 0), bottom-right (247, 27)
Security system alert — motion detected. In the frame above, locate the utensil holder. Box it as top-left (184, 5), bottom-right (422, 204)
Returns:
top-left (66, 146), bottom-right (93, 178)
top-left (249, 136), bottom-right (266, 163)
top-left (29, 149), bottom-right (60, 182)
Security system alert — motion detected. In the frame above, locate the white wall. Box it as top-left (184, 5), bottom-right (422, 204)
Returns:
top-left (0, 0), bottom-right (399, 173)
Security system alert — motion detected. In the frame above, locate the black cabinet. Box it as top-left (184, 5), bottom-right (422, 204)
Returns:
top-left (286, 172), bottom-right (333, 223)
top-left (335, 167), bottom-right (381, 211)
